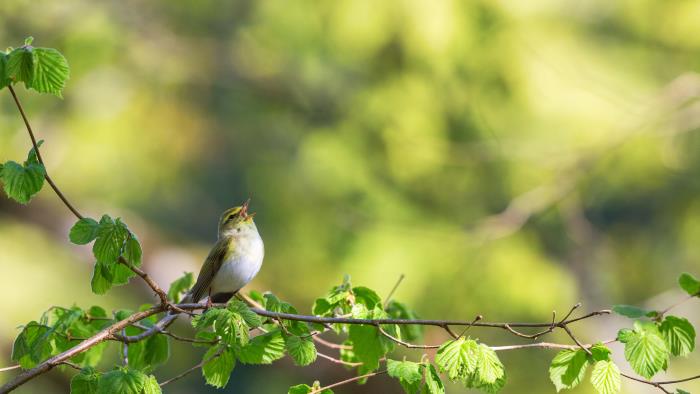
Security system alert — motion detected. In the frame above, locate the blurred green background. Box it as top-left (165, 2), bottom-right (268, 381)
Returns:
top-left (2, 0), bottom-right (700, 393)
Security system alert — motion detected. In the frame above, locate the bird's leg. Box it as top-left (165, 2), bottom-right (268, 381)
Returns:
top-left (205, 288), bottom-right (213, 311)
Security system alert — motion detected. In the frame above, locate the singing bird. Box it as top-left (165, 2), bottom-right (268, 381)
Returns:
top-left (183, 200), bottom-right (264, 304)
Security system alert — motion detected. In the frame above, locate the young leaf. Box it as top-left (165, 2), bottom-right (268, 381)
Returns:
top-left (352, 286), bottom-right (382, 309)
top-left (611, 305), bottom-right (654, 319)
top-left (228, 299), bottom-right (262, 328)
top-left (348, 324), bottom-right (385, 371)
top-left (93, 215), bottom-right (128, 263)
top-left (385, 300), bottom-right (423, 342)
top-left (288, 383), bottom-right (333, 394)
top-left (285, 335), bottom-right (317, 366)
top-left (235, 330), bottom-right (286, 364)
top-left (70, 218), bottom-right (100, 245)
top-left (434, 337), bottom-right (477, 381)
top-left (97, 367), bottom-right (146, 394)
top-left (678, 273), bottom-right (700, 296)
top-left (202, 346), bottom-right (235, 388)
top-left (623, 321), bottom-right (669, 379)
top-left (70, 367), bottom-right (101, 394)
top-left (167, 272), bottom-right (193, 303)
top-left (123, 235), bottom-right (142, 267)
top-left (387, 359), bottom-right (422, 393)
top-left (128, 333), bottom-right (170, 371)
top-left (590, 360), bottom-right (621, 394)
top-left (0, 53), bottom-right (12, 89)
top-left (659, 316), bottom-right (696, 357)
top-left (142, 375), bottom-right (162, 394)
top-left (423, 363), bottom-right (446, 394)
top-left (30, 47), bottom-right (69, 97)
top-left (6, 46), bottom-right (34, 86)
top-left (474, 344), bottom-right (505, 385)
top-left (11, 322), bottom-right (53, 368)
top-left (1, 160), bottom-right (45, 204)
top-left (549, 349), bottom-right (589, 391)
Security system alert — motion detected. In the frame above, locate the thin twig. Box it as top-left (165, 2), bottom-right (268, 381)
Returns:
top-left (310, 370), bottom-right (388, 394)
top-left (383, 274), bottom-right (405, 309)
top-left (0, 366), bottom-right (20, 373)
top-left (317, 352), bottom-right (362, 367)
top-left (159, 347), bottom-right (224, 387)
top-left (313, 337), bottom-right (352, 350)
top-left (376, 325), bottom-right (439, 349)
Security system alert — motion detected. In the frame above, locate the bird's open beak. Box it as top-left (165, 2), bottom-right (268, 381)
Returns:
top-left (240, 198), bottom-right (251, 218)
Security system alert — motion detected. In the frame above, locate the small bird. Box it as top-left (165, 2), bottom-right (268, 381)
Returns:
top-left (183, 199), bottom-right (264, 304)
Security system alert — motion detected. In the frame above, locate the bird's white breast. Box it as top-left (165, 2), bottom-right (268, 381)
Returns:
top-left (210, 231), bottom-right (264, 295)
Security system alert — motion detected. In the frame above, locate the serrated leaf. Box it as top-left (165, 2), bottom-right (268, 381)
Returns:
top-left (590, 344), bottom-right (612, 362)
top-left (352, 286), bottom-right (382, 309)
top-left (142, 375), bottom-right (161, 394)
top-left (128, 333), bottom-right (169, 371)
top-left (96, 367), bottom-right (146, 394)
top-left (285, 335), bottom-right (317, 366)
top-left (288, 383), bottom-right (333, 394)
top-left (167, 272), bottom-right (193, 303)
top-left (11, 322), bottom-right (53, 368)
top-left (423, 363), bottom-right (446, 394)
top-left (30, 48), bottom-right (69, 97)
top-left (93, 215), bottom-right (128, 263)
top-left (387, 359), bottom-right (422, 393)
top-left (549, 349), bottom-right (589, 391)
top-left (202, 346), bottom-right (235, 388)
top-left (590, 360), bottom-right (621, 394)
top-left (678, 273), bottom-right (700, 296)
top-left (475, 344), bottom-right (505, 384)
top-left (6, 47), bottom-right (34, 86)
top-left (90, 259), bottom-right (135, 294)
top-left (228, 299), bottom-right (262, 328)
top-left (1, 160), bottom-right (45, 204)
top-left (612, 305), bottom-right (654, 319)
top-left (434, 338), bottom-right (477, 381)
top-left (623, 321), bottom-right (669, 379)
top-left (349, 324), bottom-right (385, 371)
top-left (385, 300), bottom-right (423, 342)
top-left (659, 316), bottom-right (696, 357)
top-left (70, 218), bottom-right (100, 245)
top-left (70, 368), bottom-right (100, 394)
top-left (123, 235), bottom-right (142, 267)
top-left (235, 330), bottom-right (286, 364)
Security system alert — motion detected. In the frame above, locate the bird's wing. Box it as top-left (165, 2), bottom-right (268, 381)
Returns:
top-left (188, 237), bottom-right (232, 303)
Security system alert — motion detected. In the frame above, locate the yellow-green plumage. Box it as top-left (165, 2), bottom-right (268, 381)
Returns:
top-left (185, 202), bottom-right (264, 303)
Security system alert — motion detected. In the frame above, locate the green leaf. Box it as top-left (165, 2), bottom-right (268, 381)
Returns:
top-left (0, 52), bottom-right (11, 89)
top-left (93, 215), bottom-right (129, 263)
top-left (90, 259), bottom-right (135, 294)
top-left (387, 359), bottom-right (422, 393)
top-left (349, 324), bottom-right (385, 371)
top-left (70, 218), bottom-right (100, 245)
top-left (235, 330), bottom-right (286, 364)
top-left (11, 322), bottom-right (53, 368)
top-left (678, 273), bottom-right (700, 296)
top-left (549, 349), bottom-right (589, 391)
top-left (590, 344), bottom-right (612, 362)
top-left (676, 390), bottom-right (691, 394)
top-left (385, 300), bottom-right (423, 342)
top-left (352, 286), bottom-right (382, 309)
top-left (285, 335), bottom-right (317, 366)
top-left (142, 375), bottom-right (161, 394)
top-left (423, 363), bottom-right (446, 394)
top-left (202, 346), bottom-right (235, 388)
top-left (30, 47), bottom-right (69, 97)
top-left (623, 321), bottom-right (669, 379)
top-left (97, 367), bottom-right (146, 394)
top-left (590, 360), bottom-right (621, 394)
top-left (228, 299), bottom-right (263, 328)
top-left (123, 235), bottom-right (142, 267)
top-left (474, 344), bottom-right (505, 385)
top-left (434, 337), bottom-right (478, 381)
top-left (1, 160), bottom-right (45, 204)
top-left (612, 305), bottom-right (654, 319)
top-left (167, 272), bottom-right (193, 303)
top-left (659, 316), bottom-right (696, 357)
top-left (288, 383), bottom-right (333, 394)
top-left (70, 368), bottom-right (100, 394)
top-left (128, 333), bottom-right (170, 371)
top-left (6, 46), bottom-right (35, 86)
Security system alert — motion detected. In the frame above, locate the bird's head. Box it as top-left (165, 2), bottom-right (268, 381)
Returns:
top-left (218, 199), bottom-right (257, 237)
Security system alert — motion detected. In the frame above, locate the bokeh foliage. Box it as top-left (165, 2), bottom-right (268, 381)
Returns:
top-left (2, 0), bottom-right (700, 392)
